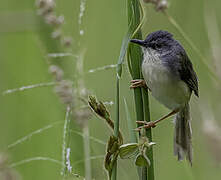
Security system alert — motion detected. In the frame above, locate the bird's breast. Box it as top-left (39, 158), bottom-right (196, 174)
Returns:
top-left (142, 51), bottom-right (190, 110)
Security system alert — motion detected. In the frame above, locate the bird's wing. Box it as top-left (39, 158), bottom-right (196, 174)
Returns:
top-left (178, 54), bottom-right (199, 97)
top-left (162, 46), bottom-right (199, 97)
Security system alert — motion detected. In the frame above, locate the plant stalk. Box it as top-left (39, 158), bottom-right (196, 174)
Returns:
top-left (111, 77), bottom-right (120, 180)
top-left (83, 125), bottom-right (92, 180)
top-left (127, 0), bottom-right (154, 179)
top-left (142, 88), bottom-right (154, 180)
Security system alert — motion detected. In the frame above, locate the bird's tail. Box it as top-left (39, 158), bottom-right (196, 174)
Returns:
top-left (174, 103), bottom-right (193, 165)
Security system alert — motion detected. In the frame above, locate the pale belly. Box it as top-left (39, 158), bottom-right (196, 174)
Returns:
top-left (142, 58), bottom-right (191, 110)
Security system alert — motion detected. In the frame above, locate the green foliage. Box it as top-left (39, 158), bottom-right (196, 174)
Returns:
top-left (2, 0), bottom-right (221, 180)
top-left (135, 153), bottom-right (150, 167)
top-left (127, 0), bottom-right (154, 179)
top-left (119, 143), bottom-right (139, 159)
top-left (105, 136), bottom-right (120, 179)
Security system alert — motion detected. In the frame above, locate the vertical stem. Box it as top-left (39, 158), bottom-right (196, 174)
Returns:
top-left (111, 164), bottom-right (117, 180)
top-left (127, 0), bottom-right (154, 180)
top-left (142, 89), bottom-right (154, 180)
top-left (112, 77), bottom-right (120, 180)
top-left (83, 125), bottom-right (92, 180)
top-left (61, 106), bottom-right (71, 177)
top-left (127, 1), bottom-right (146, 180)
top-left (114, 77), bottom-right (120, 137)
top-left (76, 51), bottom-right (93, 179)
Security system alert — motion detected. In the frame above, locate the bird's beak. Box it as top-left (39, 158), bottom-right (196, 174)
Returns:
top-left (130, 39), bottom-right (146, 47)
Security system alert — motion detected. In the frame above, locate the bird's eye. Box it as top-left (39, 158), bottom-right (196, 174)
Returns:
top-left (155, 44), bottom-right (161, 49)
top-left (149, 42), bottom-right (162, 49)
top-left (150, 42), bottom-right (161, 49)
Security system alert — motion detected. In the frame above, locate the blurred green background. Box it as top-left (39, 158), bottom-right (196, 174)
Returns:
top-left (1, 0), bottom-right (221, 179)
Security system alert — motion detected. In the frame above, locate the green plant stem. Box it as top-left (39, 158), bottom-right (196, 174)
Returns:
top-left (61, 106), bottom-right (71, 177)
top-left (112, 163), bottom-right (117, 180)
top-left (127, 0), bottom-right (154, 180)
top-left (142, 88), bottom-right (154, 180)
top-left (114, 78), bottom-right (120, 138)
top-left (83, 125), bottom-right (92, 180)
top-left (112, 77), bottom-right (120, 180)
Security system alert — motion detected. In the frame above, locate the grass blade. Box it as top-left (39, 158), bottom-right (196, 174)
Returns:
top-left (116, 12), bottom-right (134, 78)
top-left (124, 98), bottom-right (137, 143)
top-left (111, 4), bottom-right (136, 179)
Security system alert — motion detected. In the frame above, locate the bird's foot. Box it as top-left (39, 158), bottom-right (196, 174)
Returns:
top-left (135, 121), bottom-right (156, 131)
top-left (130, 79), bottom-right (147, 89)
top-left (135, 109), bottom-right (179, 131)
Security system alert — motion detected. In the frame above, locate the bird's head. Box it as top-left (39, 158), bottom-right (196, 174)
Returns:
top-left (130, 30), bottom-right (175, 53)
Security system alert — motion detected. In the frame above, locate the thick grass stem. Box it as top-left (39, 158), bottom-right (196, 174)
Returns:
top-left (127, 0), bottom-right (154, 179)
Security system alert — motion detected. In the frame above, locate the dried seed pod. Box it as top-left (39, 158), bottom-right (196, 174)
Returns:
top-left (44, 14), bottom-right (57, 25)
top-left (51, 30), bottom-right (62, 39)
top-left (62, 37), bottom-right (72, 47)
top-left (156, 0), bottom-right (168, 11)
top-left (36, 0), bottom-right (55, 16)
top-left (74, 108), bottom-right (91, 127)
top-left (54, 80), bottom-right (73, 105)
top-left (49, 65), bottom-right (64, 81)
top-left (56, 15), bottom-right (65, 25)
top-left (0, 153), bottom-right (21, 180)
top-left (36, 0), bottom-right (47, 8)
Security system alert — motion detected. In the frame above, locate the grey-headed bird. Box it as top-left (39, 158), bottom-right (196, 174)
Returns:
top-left (130, 30), bottom-right (199, 164)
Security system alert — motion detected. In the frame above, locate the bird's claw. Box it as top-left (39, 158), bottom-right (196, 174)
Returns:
top-left (135, 121), bottom-right (156, 131)
top-left (130, 79), bottom-right (146, 89)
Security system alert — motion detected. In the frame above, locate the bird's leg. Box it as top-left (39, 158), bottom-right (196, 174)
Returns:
top-left (130, 79), bottom-right (151, 91)
top-left (136, 109), bottom-right (179, 131)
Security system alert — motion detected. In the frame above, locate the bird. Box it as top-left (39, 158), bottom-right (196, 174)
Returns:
top-left (130, 30), bottom-right (199, 165)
